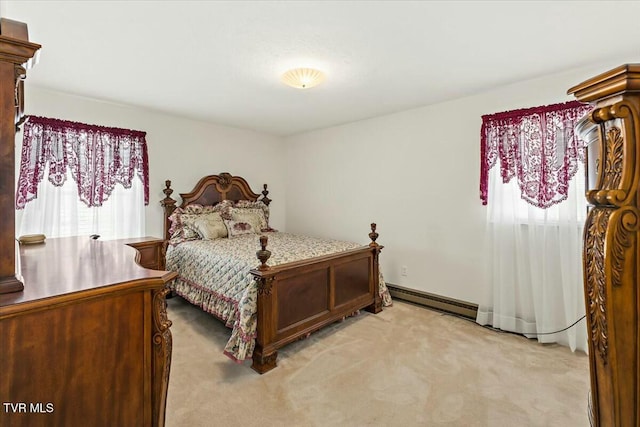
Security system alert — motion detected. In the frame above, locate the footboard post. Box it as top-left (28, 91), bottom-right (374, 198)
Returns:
top-left (366, 223), bottom-right (383, 314)
top-left (250, 236), bottom-right (279, 374)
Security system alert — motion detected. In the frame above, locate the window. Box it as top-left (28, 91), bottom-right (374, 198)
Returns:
top-left (16, 116), bottom-right (148, 240)
top-left (477, 101), bottom-right (592, 352)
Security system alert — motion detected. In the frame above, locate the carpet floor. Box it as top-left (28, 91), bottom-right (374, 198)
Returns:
top-left (165, 297), bottom-right (590, 427)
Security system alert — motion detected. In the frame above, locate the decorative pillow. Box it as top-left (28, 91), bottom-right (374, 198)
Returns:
top-left (224, 220), bottom-right (256, 237)
top-left (226, 208), bottom-right (267, 233)
top-left (193, 212), bottom-right (227, 240)
top-left (222, 200), bottom-right (270, 231)
top-left (168, 202), bottom-right (233, 244)
top-left (168, 211), bottom-right (200, 245)
top-left (168, 226), bottom-right (199, 246)
top-left (235, 200), bottom-right (269, 221)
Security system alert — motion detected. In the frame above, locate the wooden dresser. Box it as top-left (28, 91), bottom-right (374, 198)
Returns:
top-left (0, 237), bottom-right (177, 427)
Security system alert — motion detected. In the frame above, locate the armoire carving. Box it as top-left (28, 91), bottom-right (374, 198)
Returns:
top-left (568, 64), bottom-right (640, 426)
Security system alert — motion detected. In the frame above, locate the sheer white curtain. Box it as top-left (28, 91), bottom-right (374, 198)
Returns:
top-left (477, 164), bottom-right (588, 352)
top-left (18, 167), bottom-right (145, 240)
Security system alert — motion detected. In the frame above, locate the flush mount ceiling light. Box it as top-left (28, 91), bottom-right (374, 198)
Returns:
top-left (281, 67), bottom-right (325, 89)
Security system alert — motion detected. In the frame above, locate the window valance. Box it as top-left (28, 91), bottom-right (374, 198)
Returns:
top-left (16, 116), bottom-right (149, 209)
top-left (479, 100), bottom-right (593, 208)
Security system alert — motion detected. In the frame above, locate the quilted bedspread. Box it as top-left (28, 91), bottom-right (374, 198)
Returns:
top-left (166, 232), bottom-right (392, 362)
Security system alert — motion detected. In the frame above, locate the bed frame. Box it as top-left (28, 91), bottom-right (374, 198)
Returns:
top-left (160, 172), bottom-right (383, 373)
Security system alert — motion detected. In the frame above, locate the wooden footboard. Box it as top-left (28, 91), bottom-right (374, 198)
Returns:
top-left (250, 224), bottom-right (383, 374)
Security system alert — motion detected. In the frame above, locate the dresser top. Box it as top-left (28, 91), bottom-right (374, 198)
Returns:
top-left (0, 236), bottom-right (175, 312)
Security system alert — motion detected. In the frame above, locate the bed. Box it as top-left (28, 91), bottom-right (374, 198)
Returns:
top-left (160, 172), bottom-right (391, 373)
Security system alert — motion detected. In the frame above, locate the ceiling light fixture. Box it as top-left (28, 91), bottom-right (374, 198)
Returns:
top-left (281, 67), bottom-right (325, 89)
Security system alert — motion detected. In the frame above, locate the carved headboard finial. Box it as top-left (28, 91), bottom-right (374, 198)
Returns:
top-left (163, 180), bottom-right (173, 198)
top-left (261, 184), bottom-right (272, 206)
top-left (161, 180), bottom-right (176, 208)
top-left (369, 223), bottom-right (379, 247)
top-left (218, 172), bottom-right (232, 190)
top-left (160, 180), bottom-right (177, 240)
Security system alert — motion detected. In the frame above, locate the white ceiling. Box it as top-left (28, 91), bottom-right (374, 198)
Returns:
top-left (3, 1), bottom-right (640, 136)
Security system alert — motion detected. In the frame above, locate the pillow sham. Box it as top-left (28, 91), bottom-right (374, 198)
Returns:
top-left (224, 220), bottom-right (256, 237)
top-left (224, 200), bottom-right (270, 230)
top-left (234, 199), bottom-right (269, 219)
top-left (168, 223), bottom-right (199, 245)
top-left (227, 207), bottom-right (268, 233)
top-left (193, 212), bottom-right (228, 240)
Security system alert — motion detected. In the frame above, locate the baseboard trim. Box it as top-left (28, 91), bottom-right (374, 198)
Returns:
top-left (387, 284), bottom-right (478, 320)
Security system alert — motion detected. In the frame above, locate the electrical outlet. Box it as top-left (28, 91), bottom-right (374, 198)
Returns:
top-left (401, 266), bottom-right (408, 277)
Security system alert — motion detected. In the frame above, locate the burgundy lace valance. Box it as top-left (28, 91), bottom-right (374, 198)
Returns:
top-left (16, 116), bottom-right (149, 209)
top-left (479, 100), bottom-right (593, 208)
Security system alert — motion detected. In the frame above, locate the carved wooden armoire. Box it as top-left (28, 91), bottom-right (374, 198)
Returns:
top-left (568, 64), bottom-right (640, 426)
top-left (0, 19), bottom-right (39, 294)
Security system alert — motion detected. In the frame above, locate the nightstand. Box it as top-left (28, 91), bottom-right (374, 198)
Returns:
top-left (121, 236), bottom-right (166, 270)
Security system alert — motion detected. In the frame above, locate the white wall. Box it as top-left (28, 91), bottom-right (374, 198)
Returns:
top-left (283, 59), bottom-right (627, 304)
top-left (17, 58), bottom-right (631, 305)
top-left (16, 86), bottom-right (286, 237)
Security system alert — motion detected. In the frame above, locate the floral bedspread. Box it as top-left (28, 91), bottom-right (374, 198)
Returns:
top-left (166, 232), bottom-right (392, 362)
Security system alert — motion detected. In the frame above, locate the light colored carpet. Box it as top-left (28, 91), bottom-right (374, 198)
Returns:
top-left (165, 297), bottom-right (590, 427)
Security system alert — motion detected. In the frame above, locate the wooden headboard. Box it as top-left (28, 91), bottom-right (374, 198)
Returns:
top-left (160, 172), bottom-right (271, 240)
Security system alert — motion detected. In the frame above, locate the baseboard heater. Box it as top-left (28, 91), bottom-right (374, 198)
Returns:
top-left (387, 284), bottom-right (478, 320)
